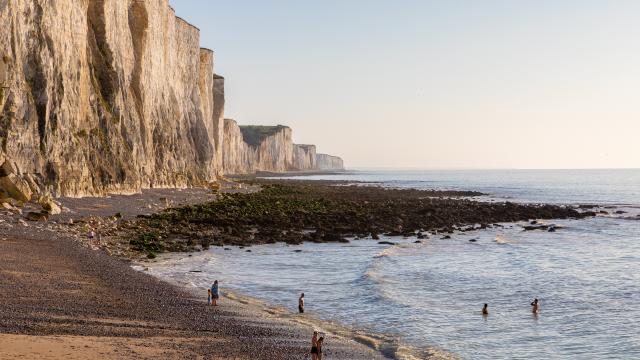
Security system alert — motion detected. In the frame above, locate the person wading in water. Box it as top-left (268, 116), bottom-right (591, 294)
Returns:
top-left (298, 293), bottom-right (305, 314)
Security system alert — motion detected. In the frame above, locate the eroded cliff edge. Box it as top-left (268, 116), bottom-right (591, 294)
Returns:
top-left (0, 0), bottom-right (224, 198)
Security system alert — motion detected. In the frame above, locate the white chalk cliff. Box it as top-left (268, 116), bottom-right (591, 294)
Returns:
top-left (0, 0), bottom-right (342, 201)
top-left (222, 120), bottom-right (343, 174)
top-left (292, 144), bottom-right (316, 171)
top-left (316, 153), bottom-right (345, 171)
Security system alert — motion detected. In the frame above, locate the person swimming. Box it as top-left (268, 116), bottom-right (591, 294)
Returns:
top-left (531, 298), bottom-right (539, 313)
top-left (310, 331), bottom-right (319, 360)
top-left (298, 293), bottom-right (305, 314)
top-left (482, 303), bottom-right (488, 315)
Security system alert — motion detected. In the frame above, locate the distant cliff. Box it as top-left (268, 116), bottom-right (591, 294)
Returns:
top-left (316, 153), bottom-right (345, 171)
top-left (223, 120), bottom-right (343, 174)
top-left (0, 0), bottom-right (342, 202)
top-left (222, 121), bottom-right (292, 174)
top-left (293, 144), bottom-right (317, 171)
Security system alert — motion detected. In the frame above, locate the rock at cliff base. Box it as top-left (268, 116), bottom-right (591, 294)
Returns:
top-left (40, 197), bottom-right (62, 215)
top-left (1, 202), bottom-right (15, 211)
top-left (1, 201), bottom-right (21, 215)
top-left (0, 174), bottom-right (33, 202)
top-left (25, 212), bottom-right (48, 222)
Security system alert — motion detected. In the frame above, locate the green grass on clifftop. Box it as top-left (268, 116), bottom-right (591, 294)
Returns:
top-left (239, 125), bottom-right (288, 147)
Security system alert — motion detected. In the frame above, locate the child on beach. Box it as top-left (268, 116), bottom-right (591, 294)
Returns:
top-left (207, 289), bottom-right (212, 305)
top-left (211, 280), bottom-right (219, 306)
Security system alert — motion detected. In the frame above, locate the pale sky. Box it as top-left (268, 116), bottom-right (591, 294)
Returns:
top-left (171, 0), bottom-right (640, 169)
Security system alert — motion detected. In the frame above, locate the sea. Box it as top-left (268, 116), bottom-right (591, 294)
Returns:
top-left (147, 169), bottom-right (640, 359)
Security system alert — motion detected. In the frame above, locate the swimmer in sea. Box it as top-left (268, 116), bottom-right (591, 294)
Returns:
top-left (482, 303), bottom-right (488, 315)
top-left (531, 298), bottom-right (539, 313)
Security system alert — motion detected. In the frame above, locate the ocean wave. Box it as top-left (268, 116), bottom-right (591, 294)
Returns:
top-left (367, 244), bottom-right (414, 285)
top-left (373, 244), bottom-right (407, 259)
top-left (494, 234), bottom-right (512, 245)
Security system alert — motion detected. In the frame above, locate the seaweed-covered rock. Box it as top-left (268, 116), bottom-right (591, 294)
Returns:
top-left (113, 182), bottom-right (592, 257)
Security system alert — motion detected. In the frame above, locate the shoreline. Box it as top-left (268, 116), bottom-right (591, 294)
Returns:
top-left (0, 187), bottom-right (387, 360)
top-left (0, 180), bottom-right (608, 359)
top-left (143, 251), bottom-right (456, 360)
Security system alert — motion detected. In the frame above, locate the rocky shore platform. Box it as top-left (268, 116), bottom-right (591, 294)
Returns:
top-left (0, 187), bottom-right (384, 360)
top-left (95, 179), bottom-right (592, 259)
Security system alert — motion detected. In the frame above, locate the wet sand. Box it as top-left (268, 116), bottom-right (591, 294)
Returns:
top-left (0, 188), bottom-right (385, 359)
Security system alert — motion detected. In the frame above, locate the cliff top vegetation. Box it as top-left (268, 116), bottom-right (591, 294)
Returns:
top-left (240, 125), bottom-right (289, 147)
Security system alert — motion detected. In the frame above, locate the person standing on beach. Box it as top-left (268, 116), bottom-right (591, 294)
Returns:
top-left (482, 303), bottom-right (488, 316)
top-left (299, 293), bottom-right (305, 314)
top-left (317, 336), bottom-right (325, 360)
top-left (310, 331), bottom-right (319, 360)
top-left (207, 288), bottom-right (212, 305)
top-left (531, 298), bottom-right (539, 313)
top-left (211, 280), bottom-right (219, 306)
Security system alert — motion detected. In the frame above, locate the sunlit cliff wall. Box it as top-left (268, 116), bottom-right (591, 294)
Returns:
top-left (0, 0), bottom-right (342, 201)
top-left (0, 0), bottom-right (224, 198)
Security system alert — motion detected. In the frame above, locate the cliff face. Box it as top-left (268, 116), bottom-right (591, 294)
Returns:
top-left (0, 0), bottom-right (343, 202)
top-left (292, 144), bottom-right (316, 171)
top-left (222, 120), bottom-right (294, 174)
top-left (316, 154), bottom-right (345, 171)
top-left (0, 0), bottom-right (224, 198)
top-left (222, 119), bottom-right (343, 174)
top-left (222, 119), bottom-right (252, 175)
top-left (240, 125), bottom-right (294, 172)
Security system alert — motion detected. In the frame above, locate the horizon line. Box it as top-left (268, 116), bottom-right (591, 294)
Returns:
top-left (345, 167), bottom-right (640, 171)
